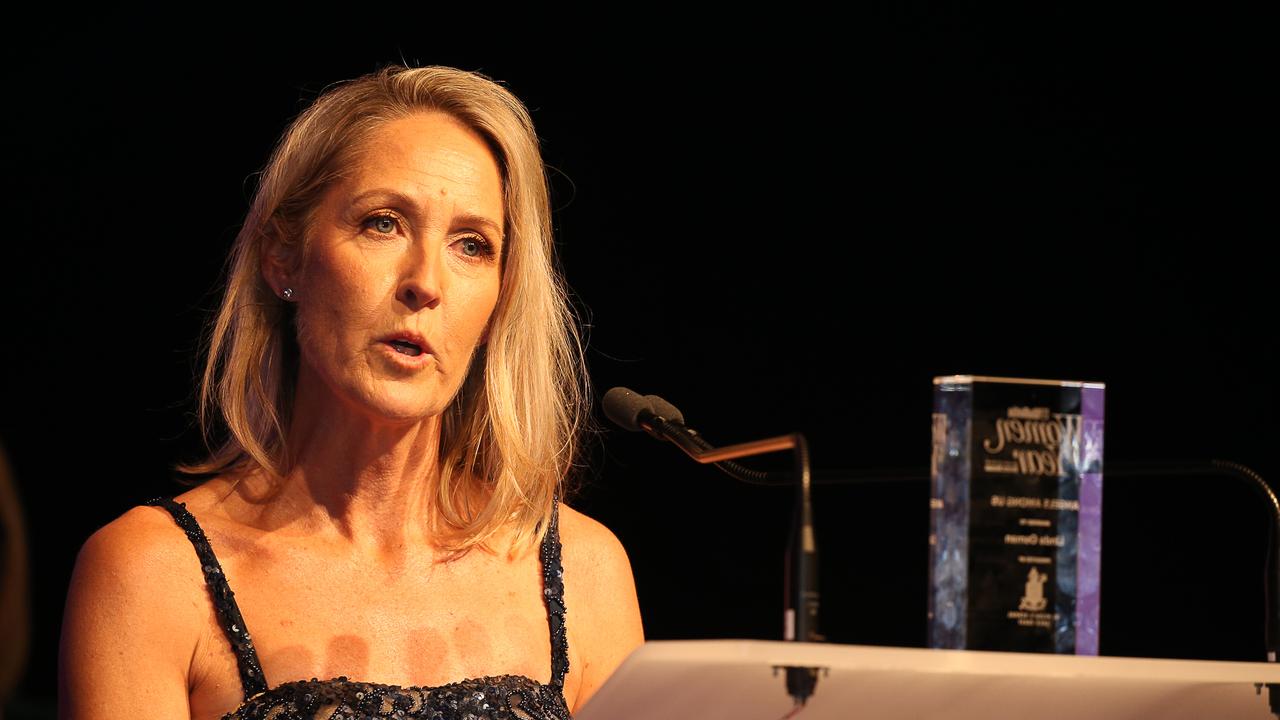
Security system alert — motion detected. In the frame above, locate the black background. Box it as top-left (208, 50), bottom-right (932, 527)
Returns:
top-left (1, 8), bottom-right (1272, 709)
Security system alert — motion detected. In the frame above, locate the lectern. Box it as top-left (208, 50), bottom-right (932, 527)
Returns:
top-left (577, 640), bottom-right (1280, 719)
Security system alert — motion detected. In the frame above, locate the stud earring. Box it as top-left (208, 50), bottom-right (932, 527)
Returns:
top-left (282, 287), bottom-right (294, 301)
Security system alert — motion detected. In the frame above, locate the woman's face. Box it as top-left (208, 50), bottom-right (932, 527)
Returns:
top-left (280, 111), bottom-right (505, 425)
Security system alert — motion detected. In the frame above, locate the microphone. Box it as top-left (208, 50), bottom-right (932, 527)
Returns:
top-left (646, 394), bottom-right (685, 427)
top-left (601, 387), bottom-right (684, 435)
top-left (603, 386), bottom-right (823, 707)
top-left (602, 388), bottom-right (782, 484)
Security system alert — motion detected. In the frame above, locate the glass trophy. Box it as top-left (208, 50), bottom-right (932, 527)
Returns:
top-left (929, 375), bottom-right (1104, 654)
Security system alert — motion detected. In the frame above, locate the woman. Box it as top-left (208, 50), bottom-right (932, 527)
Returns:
top-left (58, 65), bottom-right (644, 719)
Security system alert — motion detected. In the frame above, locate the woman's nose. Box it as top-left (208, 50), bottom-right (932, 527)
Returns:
top-left (396, 238), bottom-right (443, 311)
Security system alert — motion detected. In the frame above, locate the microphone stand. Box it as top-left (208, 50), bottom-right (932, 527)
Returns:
top-left (1107, 460), bottom-right (1280, 717)
top-left (786, 459), bottom-right (1280, 717)
top-left (637, 415), bottom-right (824, 707)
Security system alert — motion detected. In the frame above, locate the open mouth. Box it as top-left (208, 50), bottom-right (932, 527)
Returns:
top-left (386, 339), bottom-right (423, 357)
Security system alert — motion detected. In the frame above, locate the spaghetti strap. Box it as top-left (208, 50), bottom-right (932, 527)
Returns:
top-left (145, 497), bottom-right (269, 700)
top-left (540, 499), bottom-right (570, 690)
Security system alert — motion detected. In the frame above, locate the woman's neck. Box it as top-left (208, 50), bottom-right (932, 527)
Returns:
top-left (236, 364), bottom-right (453, 558)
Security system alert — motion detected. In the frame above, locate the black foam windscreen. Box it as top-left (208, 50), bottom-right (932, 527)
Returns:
top-left (602, 387), bottom-right (653, 432)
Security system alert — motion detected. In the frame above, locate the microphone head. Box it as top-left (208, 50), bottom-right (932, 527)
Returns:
top-left (645, 394), bottom-right (685, 425)
top-left (602, 387), bottom-right (652, 432)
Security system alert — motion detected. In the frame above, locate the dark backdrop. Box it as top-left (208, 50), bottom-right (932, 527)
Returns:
top-left (2, 9), bottom-right (1272, 708)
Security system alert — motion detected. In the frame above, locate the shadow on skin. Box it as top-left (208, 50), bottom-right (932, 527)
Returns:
top-left (406, 623), bottom-right (463, 684)
top-left (254, 633), bottom-right (373, 685)
top-left (323, 633), bottom-right (371, 680)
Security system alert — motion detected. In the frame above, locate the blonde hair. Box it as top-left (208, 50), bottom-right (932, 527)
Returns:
top-left (181, 65), bottom-right (589, 552)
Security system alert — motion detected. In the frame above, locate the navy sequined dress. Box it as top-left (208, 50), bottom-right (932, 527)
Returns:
top-left (145, 497), bottom-right (573, 720)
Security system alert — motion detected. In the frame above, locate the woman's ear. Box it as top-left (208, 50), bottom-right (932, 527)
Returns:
top-left (261, 219), bottom-right (299, 300)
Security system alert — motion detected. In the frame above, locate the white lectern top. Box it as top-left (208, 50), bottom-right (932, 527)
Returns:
top-left (576, 640), bottom-right (1280, 720)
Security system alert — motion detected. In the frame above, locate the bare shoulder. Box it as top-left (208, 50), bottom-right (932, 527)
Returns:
top-left (556, 504), bottom-right (645, 713)
top-left (92, 499), bottom-right (191, 546)
top-left (555, 504), bottom-right (644, 614)
top-left (556, 504), bottom-right (633, 577)
top-left (59, 502), bottom-right (205, 717)
top-left (77, 501), bottom-right (209, 592)
top-left (70, 502), bottom-right (205, 612)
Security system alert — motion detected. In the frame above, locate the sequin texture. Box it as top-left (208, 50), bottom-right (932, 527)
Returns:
top-left (146, 497), bottom-right (572, 720)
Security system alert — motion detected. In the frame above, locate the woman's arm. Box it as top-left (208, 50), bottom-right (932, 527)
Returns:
top-left (58, 507), bottom-right (198, 719)
top-left (559, 507), bottom-right (645, 713)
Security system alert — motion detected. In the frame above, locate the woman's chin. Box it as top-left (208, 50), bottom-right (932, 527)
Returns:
top-left (316, 382), bottom-right (440, 426)
top-left (301, 365), bottom-right (456, 428)
top-left (363, 399), bottom-right (449, 426)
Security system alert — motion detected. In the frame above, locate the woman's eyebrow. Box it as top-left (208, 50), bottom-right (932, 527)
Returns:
top-left (349, 188), bottom-right (505, 242)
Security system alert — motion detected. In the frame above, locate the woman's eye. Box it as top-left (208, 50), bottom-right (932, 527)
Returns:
top-left (366, 215), bottom-right (398, 234)
top-left (458, 237), bottom-right (487, 258)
